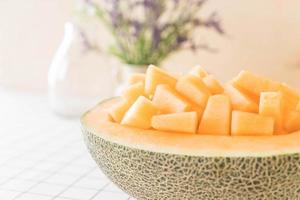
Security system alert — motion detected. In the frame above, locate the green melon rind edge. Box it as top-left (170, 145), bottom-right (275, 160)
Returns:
top-left (81, 127), bottom-right (300, 200)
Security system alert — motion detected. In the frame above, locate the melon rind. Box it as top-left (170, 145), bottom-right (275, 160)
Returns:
top-left (81, 99), bottom-right (300, 200)
top-left (82, 129), bottom-right (300, 200)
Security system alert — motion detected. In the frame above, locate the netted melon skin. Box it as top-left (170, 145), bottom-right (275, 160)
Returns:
top-left (82, 129), bottom-right (300, 200)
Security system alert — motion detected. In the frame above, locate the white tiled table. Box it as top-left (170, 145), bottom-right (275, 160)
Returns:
top-left (0, 88), bottom-right (133, 200)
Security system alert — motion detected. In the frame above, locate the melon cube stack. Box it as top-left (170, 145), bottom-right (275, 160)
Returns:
top-left (121, 96), bottom-right (158, 129)
top-left (224, 82), bottom-right (258, 112)
top-left (231, 111), bottom-right (274, 136)
top-left (144, 65), bottom-right (177, 96)
top-left (152, 112), bottom-right (198, 133)
top-left (176, 75), bottom-right (211, 108)
top-left (152, 84), bottom-right (191, 114)
top-left (108, 65), bottom-right (300, 136)
top-left (198, 95), bottom-right (231, 135)
top-left (259, 92), bottom-right (283, 133)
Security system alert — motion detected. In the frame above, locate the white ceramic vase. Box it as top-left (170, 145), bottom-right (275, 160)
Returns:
top-left (48, 22), bottom-right (115, 117)
top-left (114, 64), bottom-right (148, 96)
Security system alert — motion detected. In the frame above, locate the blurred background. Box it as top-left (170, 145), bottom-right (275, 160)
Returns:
top-left (1, 0), bottom-right (300, 199)
top-left (2, 0), bottom-right (300, 93)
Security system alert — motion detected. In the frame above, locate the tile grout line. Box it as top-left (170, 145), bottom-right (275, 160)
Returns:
top-left (50, 166), bottom-right (98, 200)
top-left (88, 182), bottom-right (111, 200)
top-left (11, 153), bottom-right (86, 200)
top-left (0, 137), bottom-right (82, 186)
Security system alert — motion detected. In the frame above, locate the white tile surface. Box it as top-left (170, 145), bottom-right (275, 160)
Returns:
top-left (105, 183), bottom-right (126, 193)
top-left (1, 179), bottom-right (36, 191)
top-left (0, 189), bottom-right (20, 199)
top-left (92, 191), bottom-right (130, 200)
top-left (14, 193), bottom-right (51, 200)
top-left (0, 89), bottom-right (134, 199)
top-left (60, 187), bottom-right (98, 200)
top-left (28, 183), bottom-right (66, 196)
top-left (74, 177), bottom-right (108, 190)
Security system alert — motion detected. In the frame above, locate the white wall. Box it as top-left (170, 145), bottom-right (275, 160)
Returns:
top-left (1, 0), bottom-right (300, 92)
top-left (0, 0), bottom-right (72, 91)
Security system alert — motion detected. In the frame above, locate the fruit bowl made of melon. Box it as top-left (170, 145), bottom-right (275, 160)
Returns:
top-left (81, 65), bottom-right (300, 200)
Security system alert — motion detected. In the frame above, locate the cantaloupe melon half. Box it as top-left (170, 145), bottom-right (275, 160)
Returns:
top-left (81, 98), bottom-right (300, 200)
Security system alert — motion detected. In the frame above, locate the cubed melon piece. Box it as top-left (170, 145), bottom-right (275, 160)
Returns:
top-left (224, 83), bottom-right (258, 112)
top-left (176, 75), bottom-right (211, 107)
top-left (259, 92), bottom-right (283, 134)
top-left (231, 111), bottom-right (274, 136)
top-left (190, 104), bottom-right (205, 120)
top-left (233, 70), bottom-right (280, 96)
top-left (170, 72), bottom-right (183, 79)
top-left (128, 73), bottom-right (145, 85)
top-left (203, 75), bottom-right (224, 94)
top-left (189, 65), bottom-right (208, 78)
top-left (109, 99), bottom-right (132, 123)
top-left (232, 81), bottom-right (260, 104)
top-left (152, 112), bottom-right (198, 133)
top-left (198, 95), bottom-right (231, 135)
top-left (144, 65), bottom-right (177, 95)
top-left (152, 84), bottom-right (191, 113)
top-left (296, 101), bottom-right (300, 112)
top-left (122, 82), bottom-right (145, 103)
top-left (284, 111), bottom-right (300, 132)
top-left (121, 96), bottom-right (158, 129)
top-left (280, 83), bottom-right (300, 111)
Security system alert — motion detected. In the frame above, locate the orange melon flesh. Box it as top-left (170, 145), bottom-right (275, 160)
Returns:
top-left (296, 101), bottom-right (300, 112)
top-left (224, 83), bottom-right (258, 113)
top-left (169, 72), bottom-right (183, 79)
top-left (231, 81), bottom-right (260, 104)
top-left (128, 73), bottom-right (145, 85)
top-left (190, 105), bottom-right (205, 120)
top-left (176, 75), bottom-right (211, 108)
top-left (189, 65), bottom-right (208, 78)
top-left (108, 99), bottom-right (132, 123)
top-left (259, 92), bottom-right (283, 134)
top-left (144, 65), bottom-right (177, 95)
top-left (82, 99), bottom-right (300, 157)
top-left (202, 75), bottom-right (224, 94)
top-left (152, 112), bottom-right (198, 134)
top-left (198, 95), bottom-right (231, 135)
top-left (122, 82), bottom-right (145, 103)
top-left (233, 70), bottom-right (280, 96)
top-left (111, 82), bottom-right (145, 122)
top-left (121, 96), bottom-right (158, 129)
top-left (280, 83), bottom-right (300, 111)
top-left (284, 111), bottom-right (300, 132)
top-left (231, 111), bottom-right (274, 136)
top-left (152, 84), bottom-right (191, 114)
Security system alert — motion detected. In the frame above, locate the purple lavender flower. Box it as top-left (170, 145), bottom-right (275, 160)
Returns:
top-left (84, 0), bottom-right (224, 65)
